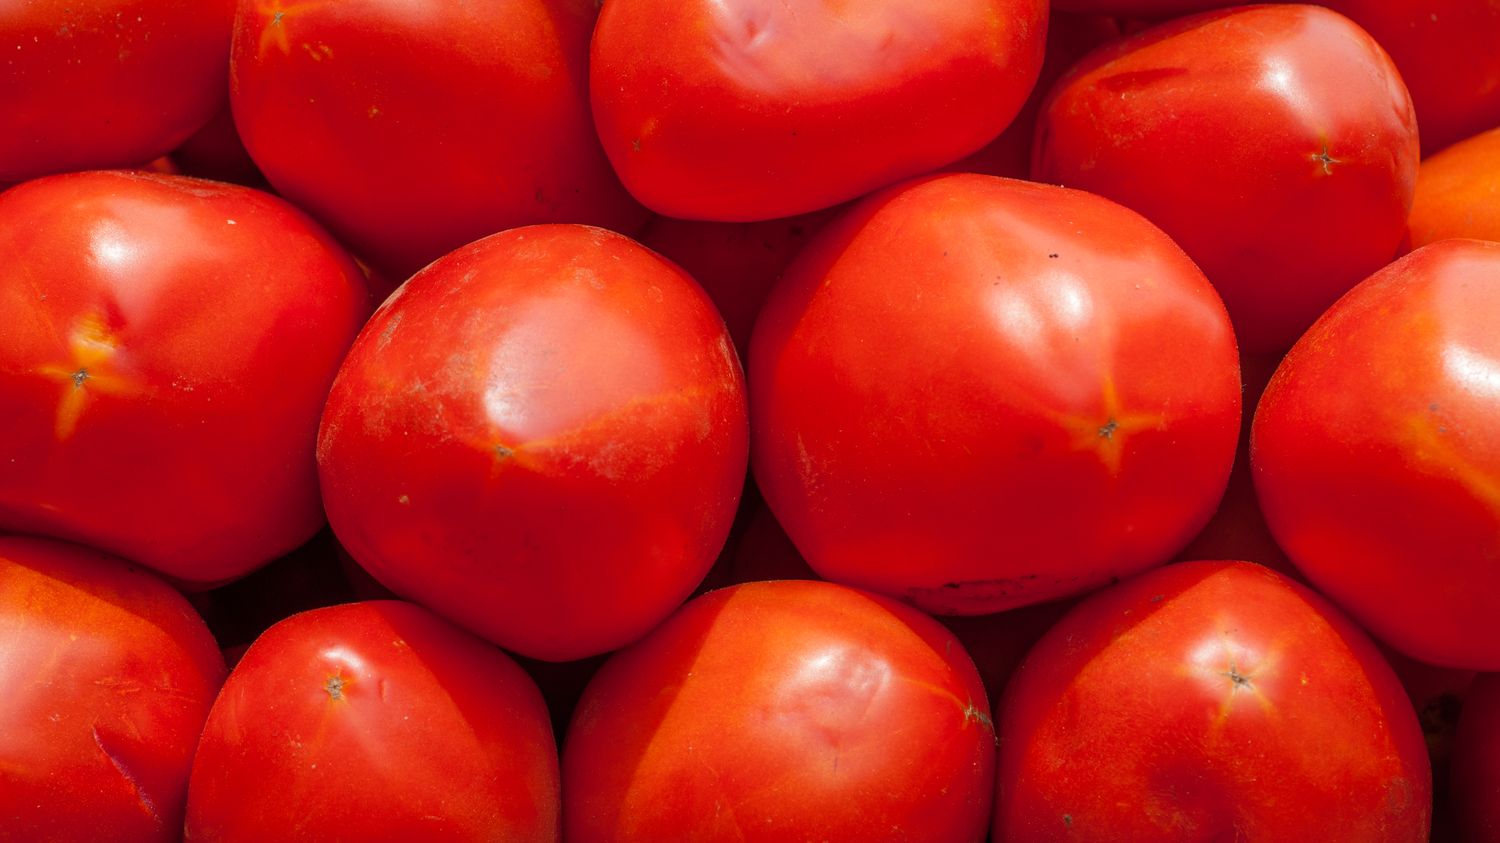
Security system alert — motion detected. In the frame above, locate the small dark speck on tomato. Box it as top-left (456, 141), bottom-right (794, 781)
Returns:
top-left (1048, 253), bottom-right (1059, 259)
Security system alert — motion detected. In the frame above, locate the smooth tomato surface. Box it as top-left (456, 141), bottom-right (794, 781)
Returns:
top-left (751, 173), bottom-right (1239, 614)
top-left (590, 0), bottom-right (1047, 221)
top-left (1253, 239), bottom-right (1500, 670)
top-left (1, 0), bottom-right (234, 182)
top-left (0, 171), bottom-right (371, 585)
top-left (318, 225), bottom-right (748, 661)
top-left (184, 601), bottom-right (559, 842)
top-left (230, 0), bottom-right (642, 278)
top-left (563, 580), bottom-right (996, 842)
top-left (0, 536), bottom-right (225, 843)
top-left (1407, 126), bottom-right (1500, 250)
top-left (1033, 4), bottom-right (1418, 352)
top-left (995, 561), bottom-right (1430, 841)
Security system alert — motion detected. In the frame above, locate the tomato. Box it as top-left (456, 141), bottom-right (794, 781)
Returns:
top-left (751, 173), bottom-right (1239, 615)
top-left (562, 579), bottom-right (995, 842)
top-left (0, 536), bottom-right (225, 843)
top-left (184, 601), bottom-right (559, 842)
top-left (0, 171), bottom-right (371, 586)
top-left (1452, 673), bottom-right (1500, 842)
top-left (229, 0), bottom-right (643, 279)
top-left (1033, 4), bottom-right (1419, 353)
top-left (1321, 0), bottom-right (1500, 156)
top-left (1252, 239), bottom-right (1500, 670)
top-left (0, 0), bottom-right (234, 182)
top-left (589, 0), bottom-right (1048, 221)
top-left (317, 224), bottom-right (748, 661)
top-left (1407, 126), bottom-right (1500, 250)
top-left (995, 561), bottom-right (1430, 841)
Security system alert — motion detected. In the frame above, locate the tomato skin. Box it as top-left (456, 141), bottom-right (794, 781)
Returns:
top-left (230, 0), bottom-right (643, 279)
top-left (1033, 4), bottom-right (1418, 353)
top-left (589, 0), bottom-right (1048, 221)
top-left (317, 224), bottom-right (748, 662)
top-left (751, 173), bottom-right (1239, 615)
top-left (1252, 239), bottom-right (1500, 670)
top-left (0, 171), bottom-right (371, 585)
top-left (1407, 126), bottom-right (1500, 250)
top-left (0, 0), bottom-right (234, 182)
top-left (0, 536), bottom-right (226, 843)
top-left (184, 601), bottom-right (559, 843)
top-left (1452, 674), bottom-right (1500, 842)
top-left (562, 580), bottom-right (995, 842)
top-left (995, 561), bottom-right (1430, 841)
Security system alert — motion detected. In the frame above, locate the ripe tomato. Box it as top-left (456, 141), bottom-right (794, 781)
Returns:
top-left (229, 0), bottom-right (643, 279)
top-left (318, 224), bottom-right (748, 661)
top-left (0, 171), bottom-right (371, 585)
top-left (1252, 239), bottom-right (1500, 670)
top-left (184, 601), bottom-right (559, 842)
top-left (1452, 674), bottom-right (1500, 842)
top-left (590, 0), bottom-right (1048, 221)
top-left (0, 536), bottom-right (225, 843)
top-left (1033, 4), bottom-right (1418, 352)
top-left (0, 0), bottom-right (234, 182)
top-left (1407, 126), bottom-right (1500, 250)
top-left (995, 561), bottom-right (1430, 841)
top-left (563, 580), bottom-right (996, 842)
top-left (751, 173), bottom-right (1239, 615)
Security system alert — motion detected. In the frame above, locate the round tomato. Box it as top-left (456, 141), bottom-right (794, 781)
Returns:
top-left (0, 0), bottom-right (233, 182)
top-left (317, 224), bottom-right (747, 661)
top-left (1033, 4), bottom-right (1418, 352)
top-left (0, 536), bottom-right (225, 843)
top-left (563, 579), bottom-right (995, 842)
top-left (590, 0), bottom-right (1048, 221)
top-left (1407, 125), bottom-right (1500, 250)
top-left (0, 171), bottom-right (371, 585)
top-left (184, 601), bottom-right (559, 842)
top-left (229, 0), bottom-right (643, 279)
top-left (995, 561), bottom-right (1430, 841)
top-left (751, 173), bottom-right (1239, 615)
top-left (1252, 239), bottom-right (1500, 670)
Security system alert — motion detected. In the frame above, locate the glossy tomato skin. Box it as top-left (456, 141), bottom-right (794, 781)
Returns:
top-left (230, 0), bottom-right (643, 279)
top-left (751, 173), bottom-right (1240, 615)
top-left (1033, 4), bottom-right (1419, 353)
top-left (1407, 126), bottom-right (1500, 250)
top-left (184, 601), bottom-right (559, 843)
top-left (1322, 0), bottom-right (1500, 156)
top-left (590, 0), bottom-right (1048, 221)
top-left (318, 225), bottom-right (748, 661)
top-left (563, 580), bottom-right (995, 842)
top-left (0, 171), bottom-right (371, 585)
top-left (0, 536), bottom-right (226, 843)
top-left (0, 0), bottom-right (234, 182)
top-left (1252, 239), bottom-right (1500, 670)
top-left (995, 561), bottom-right (1430, 841)
top-left (1452, 674), bottom-right (1500, 842)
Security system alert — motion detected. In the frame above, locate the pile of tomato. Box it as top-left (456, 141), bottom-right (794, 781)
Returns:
top-left (4, 0), bottom-right (1500, 840)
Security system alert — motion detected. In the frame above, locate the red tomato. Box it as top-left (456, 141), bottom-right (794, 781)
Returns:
top-left (184, 601), bottom-right (559, 842)
top-left (229, 0), bottom-right (643, 279)
top-left (0, 171), bottom-right (371, 585)
top-left (317, 225), bottom-right (748, 661)
top-left (1033, 4), bottom-right (1419, 352)
top-left (590, 0), bottom-right (1048, 221)
top-left (1407, 126), bottom-right (1500, 250)
top-left (1321, 0), bottom-right (1500, 156)
top-left (751, 173), bottom-right (1240, 615)
top-left (995, 561), bottom-right (1430, 841)
top-left (0, 0), bottom-right (234, 182)
top-left (562, 580), bottom-right (996, 842)
top-left (1253, 239), bottom-right (1500, 670)
top-left (0, 536), bottom-right (225, 843)
top-left (1452, 673), bottom-right (1500, 842)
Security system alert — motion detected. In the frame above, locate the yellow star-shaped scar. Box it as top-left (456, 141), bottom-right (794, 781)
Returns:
top-left (33, 313), bottom-right (141, 441)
